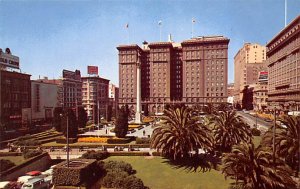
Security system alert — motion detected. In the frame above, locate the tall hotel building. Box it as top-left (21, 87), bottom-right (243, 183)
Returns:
top-left (267, 15), bottom-right (300, 111)
top-left (234, 43), bottom-right (266, 104)
top-left (117, 36), bottom-right (230, 113)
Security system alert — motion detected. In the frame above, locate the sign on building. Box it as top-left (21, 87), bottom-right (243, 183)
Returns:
top-left (0, 48), bottom-right (20, 69)
top-left (88, 66), bottom-right (98, 75)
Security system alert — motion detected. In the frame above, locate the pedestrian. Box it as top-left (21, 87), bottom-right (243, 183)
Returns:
top-left (143, 130), bottom-right (146, 136)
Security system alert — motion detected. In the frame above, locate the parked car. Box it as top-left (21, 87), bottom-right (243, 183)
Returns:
top-left (21, 178), bottom-right (48, 189)
top-left (17, 176), bottom-right (34, 184)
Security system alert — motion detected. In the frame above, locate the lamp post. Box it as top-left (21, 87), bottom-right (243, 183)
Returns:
top-left (60, 113), bottom-right (69, 168)
top-left (272, 108), bottom-right (276, 166)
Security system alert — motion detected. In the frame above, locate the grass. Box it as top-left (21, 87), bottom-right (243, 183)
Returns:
top-left (107, 156), bottom-right (231, 189)
top-left (0, 156), bottom-right (25, 166)
top-left (253, 135), bottom-right (262, 147)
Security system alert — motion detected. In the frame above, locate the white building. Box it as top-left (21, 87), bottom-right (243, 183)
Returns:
top-left (31, 80), bottom-right (59, 121)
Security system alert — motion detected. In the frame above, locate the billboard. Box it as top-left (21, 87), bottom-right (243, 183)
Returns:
top-left (0, 49), bottom-right (20, 69)
top-left (258, 71), bottom-right (268, 82)
top-left (88, 66), bottom-right (98, 75)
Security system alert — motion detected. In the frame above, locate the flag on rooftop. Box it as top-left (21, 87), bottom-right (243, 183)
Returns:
top-left (158, 20), bottom-right (162, 25)
top-left (192, 18), bottom-right (196, 23)
top-left (125, 23), bottom-right (129, 28)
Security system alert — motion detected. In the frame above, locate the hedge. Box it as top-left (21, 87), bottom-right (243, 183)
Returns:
top-left (152, 151), bottom-right (162, 156)
top-left (23, 149), bottom-right (43, 159)
top-left (107, 138), bottom-right (132, 144)
top-left (136, 137), bottom-right (150, 144)
top-left (56, 138), bottom-right (77, 144)
top-left (52, 159), bottom-right (97, 186)
top-left (0, 152), bottom-right (22, 156)
top-left (0, 159), bottom-right (15, 172)
top-left (109, 152), bottom-right (150, 156)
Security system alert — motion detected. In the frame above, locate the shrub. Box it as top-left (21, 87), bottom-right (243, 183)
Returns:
top-left (101, 160), bottom-right (146, 189)
top-left (0, 159), bottom-right (15, 172)
top-left (136, 137), bottom-right (150, 144)
top-left (13, 134), bottom-right (41, 146)
top-left (124, 175), bottom-right (145, 189)
top-left (107, 137), bottom-right (132, 144)
top-left (251, 128), bottom-right (261, 136)
top-left (81, 150), bottom-right (109, 160)
top-left (104, 160), bottom-right (134, 174)
top-left (23, 149), bottom-right (43, 159)
top-left (110, 152), bottom-right (150, 156)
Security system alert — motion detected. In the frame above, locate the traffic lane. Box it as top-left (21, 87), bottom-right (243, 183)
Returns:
top-left (237, 111), bottom-right (273, 128)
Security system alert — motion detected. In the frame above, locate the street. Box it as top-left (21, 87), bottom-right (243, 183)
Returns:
top-left (236, 111), bottom-right (272, 133)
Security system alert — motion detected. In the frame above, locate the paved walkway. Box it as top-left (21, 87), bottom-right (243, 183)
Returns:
top-left (79, 124), bottom-right (155, 138)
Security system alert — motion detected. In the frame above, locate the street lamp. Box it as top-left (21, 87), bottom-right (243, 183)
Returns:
top-left (60, 112), bottom-right (69, 168)
top-left (272, 108), bottom-right (277, 166)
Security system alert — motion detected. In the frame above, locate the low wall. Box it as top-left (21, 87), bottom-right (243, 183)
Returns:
top-left (0, 152), bottom-right (51, 181)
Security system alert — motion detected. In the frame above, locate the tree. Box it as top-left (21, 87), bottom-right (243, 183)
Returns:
top-left (222, 142), bottom-right (297, 189)
top-left (114, 106), bottom-right (128, 138)
top-left (106, 105), bottom-right (112, 122)
top-left (262, 115), bottom-right (300, 176)
top-left (242, 85), bottom-right (253, 110)
top-left (209, 111), bottom-right (252, 152)
top-left (77, 107), bottom-right (88, 128)
top-left (217, 103), bottom-right (229, 111)
top-left (151, 105), bottom-right (213, 160)
top-left (203, 103), bottom-right (216, 115)
top-left (61, 109), bottom-right (78, 138)
top-left (53, 107), bottom-right (63, 131)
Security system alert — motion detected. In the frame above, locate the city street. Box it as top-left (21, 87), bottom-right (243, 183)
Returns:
top-left (236, 111), bottom-right (272, 133)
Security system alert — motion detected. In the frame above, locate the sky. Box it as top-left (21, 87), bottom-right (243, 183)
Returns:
top-left (1, 0), bottom-right (300, 86)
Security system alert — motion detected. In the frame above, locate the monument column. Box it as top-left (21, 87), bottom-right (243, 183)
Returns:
top-left (135, 53), bottom-right (142, 123)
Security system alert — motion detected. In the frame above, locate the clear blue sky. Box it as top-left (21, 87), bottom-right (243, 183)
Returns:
top-left (1, 0), bottom-right (299, 86)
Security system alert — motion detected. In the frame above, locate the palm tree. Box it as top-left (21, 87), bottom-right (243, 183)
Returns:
top-left (150, 105), bottom-right (213, 160)
top-left (222, 142), bottom-right (297, 189)
top-left (262, 115), bottom-right (299, 176)
top-left (209, 111), bottom-right (252, 152)
top-left (203, 103), bottom-right (216, 115)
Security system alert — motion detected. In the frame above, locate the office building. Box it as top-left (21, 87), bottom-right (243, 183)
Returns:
top-left (0, 48), bottom-right (31, 127)
top-left (82, 76), bottom-right (109, 121)
top-left (31, 80), bottom-right (60, 122)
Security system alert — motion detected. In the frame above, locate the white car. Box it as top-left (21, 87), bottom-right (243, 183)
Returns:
top-left (0, 181), bottom-right (10, 189)
top-left (17, 176), bottom-right (34, 184)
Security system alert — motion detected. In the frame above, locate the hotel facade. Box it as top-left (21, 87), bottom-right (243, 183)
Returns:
top-left (117, 36), bottom-right (230, 114)
top-left (267, 15), bottom-right (300, 111)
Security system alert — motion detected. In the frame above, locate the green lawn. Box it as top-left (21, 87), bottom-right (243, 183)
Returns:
top-left (0, 156), bottom-right (25, 166)
top-left (253, 136), bottom-right (262, 147)
top-left (107, 156), bottom-right (232, 189)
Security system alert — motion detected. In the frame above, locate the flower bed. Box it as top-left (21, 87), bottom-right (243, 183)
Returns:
top-left (78, 137), bottom-right (109, 143)
top-left (143, 116), bottom-right (154, 123)
top-left (128, 124), bottom-right (142, 128)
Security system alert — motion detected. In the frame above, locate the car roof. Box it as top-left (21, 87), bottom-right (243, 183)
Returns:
top-left (0, 182), bottom-right (10, 188)
top-left (24, 178), bottom-right (44, 184)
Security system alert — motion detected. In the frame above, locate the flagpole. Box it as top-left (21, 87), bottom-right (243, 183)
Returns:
top-left (285, 0), bottom-right (287, 27)
top-left (158, 21), bottom-right (162, 42)
top-left (192, 18), bottom-right (196, 38)
top-left (125, 23), bottom-right (130, 44)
